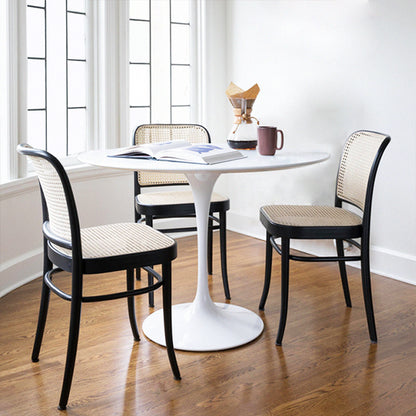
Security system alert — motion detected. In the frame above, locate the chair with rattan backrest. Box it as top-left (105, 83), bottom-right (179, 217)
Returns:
top-left (134, 124), bottom-right (231, 305)
top-left (17, 144), bottom-right (180, 410)
top-left (258, 130), bottom-right (391, 345)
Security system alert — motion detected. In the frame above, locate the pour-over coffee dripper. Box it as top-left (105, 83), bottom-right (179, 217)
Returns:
top-left (226, 83), bottom-right (260, 150)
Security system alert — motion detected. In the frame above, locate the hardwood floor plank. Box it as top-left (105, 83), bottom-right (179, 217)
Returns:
top-left (0, 231), bottom-right (415, 415)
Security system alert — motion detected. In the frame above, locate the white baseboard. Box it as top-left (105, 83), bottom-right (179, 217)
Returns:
top-left (0, 247), bottom-right (43, 298)
top-left (370, 246), bottom-right (416, 286)
top-left (227, 211), bottom-right (416, 286)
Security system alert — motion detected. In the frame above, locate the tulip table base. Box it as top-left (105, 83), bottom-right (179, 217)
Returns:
top-left (143, 170), bottom-right (264, 351)
top-left (142, 302), bottom-right (264, 351)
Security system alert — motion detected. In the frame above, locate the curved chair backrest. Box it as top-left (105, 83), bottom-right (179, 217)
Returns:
top-left (133, 124), bottom-right (210, 187)
top-left (336, 130), bottom-right (390, 213)
top-left (16, 144), bottom-right (81, 253)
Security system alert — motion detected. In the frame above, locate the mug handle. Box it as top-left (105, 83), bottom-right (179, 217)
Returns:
top-left (276, 130), bottom-right (284, 150)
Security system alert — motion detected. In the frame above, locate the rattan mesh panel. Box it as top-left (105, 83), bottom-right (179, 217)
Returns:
top-left (262, 205), bottom-right (362, 227)
top-left (28, 155), bottom-right (71, 241)
top-left (134, 124), bottom-right (209, 186)
top-left (337, 131), bottom-right (387, 210)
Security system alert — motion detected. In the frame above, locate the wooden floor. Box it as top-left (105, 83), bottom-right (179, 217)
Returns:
top-left (1, 231), bottom-right (415, 416)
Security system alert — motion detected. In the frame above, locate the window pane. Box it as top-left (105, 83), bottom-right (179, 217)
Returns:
top-left (171, 23), bottom-right (189, 64)
top-left (67, 0), bottom-right (85, 13)
top-left (68, 108), bottom-right (86, 155)
top-left (27, 59), bottom-right (45, 109)
top-left (130, 107), bottom-right (150, 139)
top-left (171, 0), bottom-right (189, 23)
top-left (27, 0), bottom-right (45, 7)
top-left (171, 106), bottom-right (190, 124)
top-left (130, 64), bottom-right (150, 106)
top-left (171, 65), bottom-right (190, 105)
top-left (68, 61), bottom-right (86, 107)
top-left (27, 110), bottom-right (46, 149)
top-left (26, 6), bottom-right (45, 58)
top-left (47, 101), bottom-right (67, 157)
top-left (129, 20), bottom-right (149, 63)
top-left (130, 0), bottom-right (149, 20)
top-left (68, 13), bottom-right (86, 60)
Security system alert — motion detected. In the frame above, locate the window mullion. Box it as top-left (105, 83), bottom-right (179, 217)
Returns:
top-left (95, 0), bottom-right (128, 150)
top-left (86, 0), bottom-right (98, 152)
top-left (193, 0), bottom-right (204, 125)
top-left (65, 0), bottom-right (68, 155)
top-left (9, 0), bottom-right (27, 180)
top-left (118, 0), bottom-right (130, 148)
top-left (169, 0), bottom-right (172, 123)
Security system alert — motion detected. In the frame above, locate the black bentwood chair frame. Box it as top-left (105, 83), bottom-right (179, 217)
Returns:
top-left (17, 144), bottom-right (180, 410)
top-left (259, 130), bottom-right (391, 345)
top-left (133, 124), bottom-right (231, 305)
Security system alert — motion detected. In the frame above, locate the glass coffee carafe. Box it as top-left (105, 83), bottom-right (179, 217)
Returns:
top-left (226, 83), bottom-right (260, 150)
top-left (227, 98), bottom-right (259, 150)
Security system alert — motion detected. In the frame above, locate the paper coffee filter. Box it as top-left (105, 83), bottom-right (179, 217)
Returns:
top-left (226, 83), bottom-right (260, 109)
top-left (226, 82), bottom-right (260, 99)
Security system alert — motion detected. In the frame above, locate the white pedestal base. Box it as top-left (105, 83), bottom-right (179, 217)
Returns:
top-left (142, 302), bottom-right (264, 351)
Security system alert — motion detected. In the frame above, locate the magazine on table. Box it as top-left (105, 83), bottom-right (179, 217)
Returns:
top-left (109, 140), bottom-right (246, 165)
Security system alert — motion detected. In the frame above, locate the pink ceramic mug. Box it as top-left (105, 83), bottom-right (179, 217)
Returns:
top-left (257, 126), bottom-right (284, 155)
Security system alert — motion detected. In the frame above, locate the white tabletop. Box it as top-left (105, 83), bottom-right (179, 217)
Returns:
top-left (79, 149), bottom-right (330, 174)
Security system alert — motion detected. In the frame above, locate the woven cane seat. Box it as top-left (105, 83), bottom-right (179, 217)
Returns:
top-left (260, 205), bottom-right (363, 239)
top-left (262, 205), bottom-right (362, 227)
top-left (136, 190), bottom-right (228, 206)
top-left (52, 223), bottom-right (175, 259)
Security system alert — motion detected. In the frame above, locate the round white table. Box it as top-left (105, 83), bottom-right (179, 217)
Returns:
top-left (79, 149), bottom-right (329, 351)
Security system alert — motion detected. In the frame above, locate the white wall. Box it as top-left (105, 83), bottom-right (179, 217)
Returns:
top-left (205, 0), bottom-right (416, 284)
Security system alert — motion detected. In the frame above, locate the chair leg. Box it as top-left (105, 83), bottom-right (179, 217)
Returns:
top-left (276, 237), bottom-right (290, 346)
top-left (207, 215), bottom-right (213, 275)
top-left (219, 211), bottom-right (231, 300)
top-left (32, 246), bottom-right (52, 362)
top-left (135, 267), bottom-right (141, 281)
top-left (147, 275), bottom-right (154, 307)
top-left (162, 262), bottom-right (181, 380)
top-left (361, 244), bottom-right (377, 343)
top-left (145, 215), bottom-right (155, 307)
top-left (135, 212), bottom-right (141, 281)
top-left (259, 232), bottom-right (273, 310)
top-left (127, 269), bottom-right (140, 341)
top-left (336, 239), bottom-right (352, 307)
top-left (58, 276), bottom-right (82, 410)
top-left (32, 281), bottom-right (51, 362)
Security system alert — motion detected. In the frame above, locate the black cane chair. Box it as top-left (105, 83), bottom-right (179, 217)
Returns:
top-left (17, 144), bottom-right (180, 410)
top-left (134, 124), bottom-right (231, 305)
top-left (259, 130), bottom-right (390, 345)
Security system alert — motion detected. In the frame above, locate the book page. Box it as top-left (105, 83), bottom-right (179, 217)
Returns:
top-left (156, 144), bottom-right (245, 164)
top-left (109, 140), bottom-right (190, 158)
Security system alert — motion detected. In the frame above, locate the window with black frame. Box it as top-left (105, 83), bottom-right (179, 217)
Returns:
top-left (26, 0), bottom-right (87, 158)
top-left (128, 0), bottom-right (191, 137)
top-left (0, 0), bottom-right (195, 182)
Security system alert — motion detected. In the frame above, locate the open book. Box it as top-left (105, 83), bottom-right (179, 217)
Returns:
top-left (109, 141), bottom-right (246, 165)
